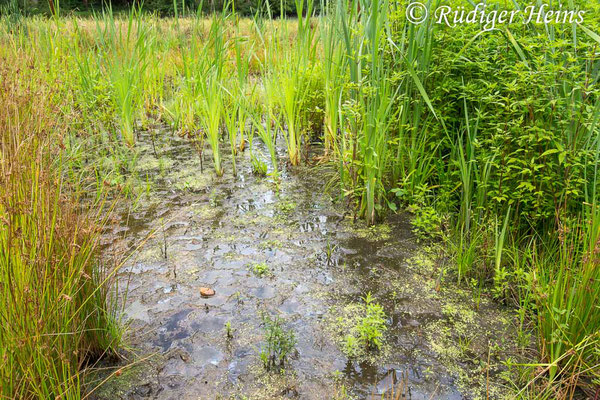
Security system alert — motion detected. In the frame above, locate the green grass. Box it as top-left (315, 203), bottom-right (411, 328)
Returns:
top-left (99, 4), bottom-right (149, 147)
top-left (0, 56), bottom-right (122, 400)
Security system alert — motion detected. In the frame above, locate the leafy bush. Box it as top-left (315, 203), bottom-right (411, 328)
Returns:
top-left (409, 204), bottom-right (442, 240)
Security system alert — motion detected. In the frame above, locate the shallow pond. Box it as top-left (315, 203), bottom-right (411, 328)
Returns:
top-left (93, 129), bottom-right (522, 400)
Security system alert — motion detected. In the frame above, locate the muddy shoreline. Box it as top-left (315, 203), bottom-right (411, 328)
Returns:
top-left (93, 130), bottom-right (523, 400)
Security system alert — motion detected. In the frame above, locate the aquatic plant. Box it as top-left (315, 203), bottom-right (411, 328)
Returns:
top-left (320, 2), bottom-right (344, 156)
top-left (225, 321), bottom-right (233, 339)
top-left (358, 293), bottom-right (387, 350)
top-left (260, 314), bottom-right (296, 371)
top-left (533, 206), bottom-right (600, 388)
top-left (341, 293), bottom-right (387, 358)
top-left (251, 154), bottom-right (269, 176)
top-left (223, 88), bottom-right (240, 176)
top-left (100, 4), bottom-right (150, 147)
top-left (266, 0), bottom-right (317, 166)
top-left (231, 18), bottom-right (255, 152)
top-left (198, 68), bottom-right (224, 176)
top-left (334, 0), bottom-right (429, 224)
top-left (250, 262), bottom-right (271, 277)
top-left (250, 80), bottom-right (279, 177)
top-left (325, 239), bottom-right (337, 265)
top-left (199, 11), bottom-right (229, 176)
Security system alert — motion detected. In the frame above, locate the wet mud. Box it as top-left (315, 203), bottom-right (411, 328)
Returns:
top-left (93, 130), bottom-right (523, 400)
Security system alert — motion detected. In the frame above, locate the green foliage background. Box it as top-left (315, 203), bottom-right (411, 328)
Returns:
top-left (0, 0), bottom-right (308, 15)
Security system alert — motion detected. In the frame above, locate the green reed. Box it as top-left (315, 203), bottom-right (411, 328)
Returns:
top-left (321, 3), bottom-right (344, 156)
top-left (268, 0), bottom-right (317, 166)
top-left (97, 4), bottom-right (149, 147)
top-left (223, 85), bottom-right (240, 176)
top-left (251, 78), bottom-right (279, 176)
top-left (199, 67), bottom-right (225, 176)
top-left (335, 0), bottom-right (397, 224)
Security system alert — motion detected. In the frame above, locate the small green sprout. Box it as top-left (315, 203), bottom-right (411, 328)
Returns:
top-left (250, 262), bottom-right (271, 278)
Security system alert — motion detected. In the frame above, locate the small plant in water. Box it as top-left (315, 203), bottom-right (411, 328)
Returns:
top-left (342, 334), bottom-right (360, 358)
top-left (250, 262), bottom-right (271, 278)
top-left (260, 314), bottom-right (296, 372)
top-left (325, 238), bottom-right (338, 264)
top-left (277, 200), bottom-right (297, 213)
top-left (470, 277), bottom-right (483, 311)
top-left (359, 293), bottom-right (387, 350)
top-left (458, 334), bottom-right (475, 357)
top-left (251, 155), bottom-right (268, 176)
top-left (225, 321), bottom-right (233, 339)
top-left (342, 293), bottom-right (387, 358)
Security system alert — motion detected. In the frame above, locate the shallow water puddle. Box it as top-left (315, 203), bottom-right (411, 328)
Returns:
top-left (94, 131), bottom-right (522, 399)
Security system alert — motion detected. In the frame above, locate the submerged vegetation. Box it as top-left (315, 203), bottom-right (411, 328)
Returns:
top-left (1, 0), bottom-right (599, 397)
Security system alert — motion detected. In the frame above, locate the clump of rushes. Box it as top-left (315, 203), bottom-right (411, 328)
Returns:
top-left (271, 66), bottom-right (302, 166)
top-left (198, 11), bottom-right (229, 177)
top-left (269, 0), bottom-right (317, 166)
top-left (223, 85), bottom-right (241, 176)
top-left (321, 4), bottom-right (344, 156)
top-left (0, 59), bottom-right (121, 399)
top-left (101, 4), bottom-right (149, 147)
top-left (533, 206), bottom-right (600, 388)
top-left (335, 0), bottom-right (397, 224)
top-left (199, 68), bottom-right (224, 176)
top-left (225, 321), bottom-right (233, 339)
top-left (250, 81), bottom-right (279, 177)
top-left (251, 155), bottom-right (268, 176)
top-left (232, 17), bottom-right (254, 152)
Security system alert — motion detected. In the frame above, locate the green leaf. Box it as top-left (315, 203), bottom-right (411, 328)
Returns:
top-left (405, 59), bottom-right (438, 120)
top-left (541, 149), bottom-right (560, 157)
top-left (504, 29), bottom-right (529, 68)
top-left (517, 181), bottom-right (535, 192)
top-left (558, 152), bottom-right (566, 165)
top-left (577, 23), bottom-right (600, 45)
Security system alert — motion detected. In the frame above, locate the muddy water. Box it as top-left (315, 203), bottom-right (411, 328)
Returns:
top-left (94, 130), bottom-right (522, 400)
